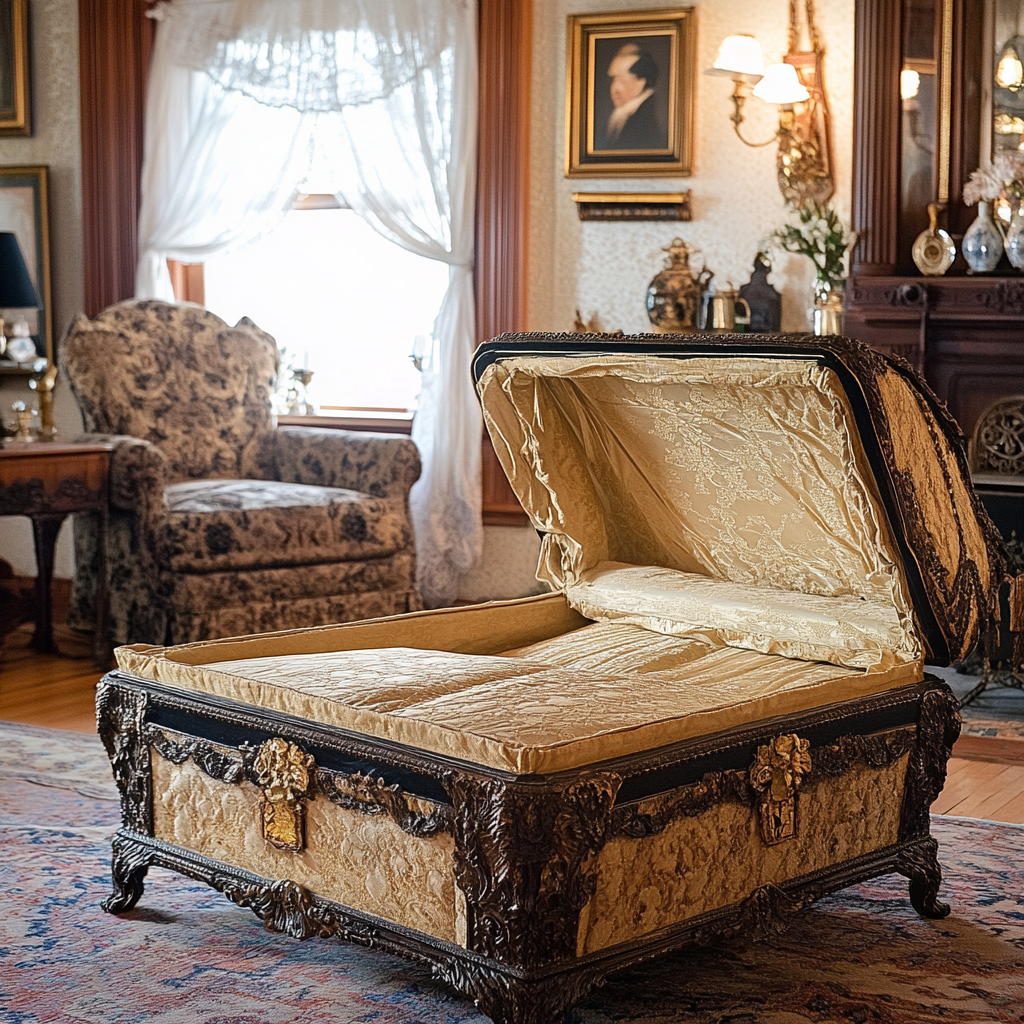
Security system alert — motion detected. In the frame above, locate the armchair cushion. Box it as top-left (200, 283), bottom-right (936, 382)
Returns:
top-left (275, 426), bottom-right (420, 498)
top-left (161, 479), bottom-right (411, 572)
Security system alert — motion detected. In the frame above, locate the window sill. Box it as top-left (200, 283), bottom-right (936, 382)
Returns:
top-left (277, 413), bottom-right (413, 435)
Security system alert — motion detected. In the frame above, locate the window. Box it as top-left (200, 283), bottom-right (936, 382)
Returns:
top-left (202, 201), bottom-right (449, 415)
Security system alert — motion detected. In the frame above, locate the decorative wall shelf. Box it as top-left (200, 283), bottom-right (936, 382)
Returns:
top-left (572, 191), bottom-right (691, 222)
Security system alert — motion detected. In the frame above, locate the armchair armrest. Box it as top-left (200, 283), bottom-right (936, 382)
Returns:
top-left (74, 433), bottom-right (168, 515)
top-left (274, 425), bottom-right (421, 499)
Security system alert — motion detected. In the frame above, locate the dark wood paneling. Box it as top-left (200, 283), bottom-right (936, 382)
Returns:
top-left (850, 0), bottom-right (901, 276)
top-left (79, 1), bottom-right (155, 316)
top-left (476, 0), bottom-right (531, 526)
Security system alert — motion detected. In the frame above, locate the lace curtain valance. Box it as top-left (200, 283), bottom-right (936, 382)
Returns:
top-left (159, 0), bottom-right (461, 112)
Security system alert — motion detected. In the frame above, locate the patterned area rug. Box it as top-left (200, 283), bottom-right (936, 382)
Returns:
top-left (2, 720), bottom-right (1023, 1024)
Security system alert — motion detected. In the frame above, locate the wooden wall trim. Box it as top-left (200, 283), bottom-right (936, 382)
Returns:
top-left (476, 0), bottom-right (532, 526)
top-left (850, 0), bottom-right (901, 277)
top-left (79, 0), bottom-right (154, 317)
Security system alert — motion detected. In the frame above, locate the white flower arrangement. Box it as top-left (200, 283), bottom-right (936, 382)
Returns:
top-left (963, 151), bottom-right (1024, 205)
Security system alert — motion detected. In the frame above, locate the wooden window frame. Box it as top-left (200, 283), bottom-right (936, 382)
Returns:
top-left (80, 0), bottom-right (531, 524)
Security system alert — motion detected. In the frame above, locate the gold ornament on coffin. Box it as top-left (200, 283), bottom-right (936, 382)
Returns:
top-left (252, 738), bottom-right (315, 853)
top-left (750, 734), bottom-right (812, 845)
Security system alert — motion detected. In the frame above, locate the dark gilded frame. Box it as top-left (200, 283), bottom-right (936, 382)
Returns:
top-left (565, 8), bottom-right (695, 178)
top-left (0, 0), bottom-right (30, 136)
top-left (0, 165), bottom-right (52, 370)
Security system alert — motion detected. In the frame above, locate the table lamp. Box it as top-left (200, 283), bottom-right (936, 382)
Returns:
top-left (0, 230), bottom-right (41, 361)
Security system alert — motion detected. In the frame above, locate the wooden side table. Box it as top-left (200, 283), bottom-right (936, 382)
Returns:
top-left (0, 441), bottom-right (112, 665)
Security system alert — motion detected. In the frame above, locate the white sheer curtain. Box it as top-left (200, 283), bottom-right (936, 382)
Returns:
top-left (137, 0), bottom-right (481, 607)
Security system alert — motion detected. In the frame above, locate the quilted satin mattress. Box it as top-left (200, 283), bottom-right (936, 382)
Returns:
top-left (116, 607), bottom-right (920, 774)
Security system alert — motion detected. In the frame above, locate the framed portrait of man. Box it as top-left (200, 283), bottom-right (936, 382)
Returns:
top-left (565, 8), bottom-right (695, 178)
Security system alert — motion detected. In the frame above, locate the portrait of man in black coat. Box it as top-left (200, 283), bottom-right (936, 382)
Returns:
top-left (597, 43), bottom-right (667, 151)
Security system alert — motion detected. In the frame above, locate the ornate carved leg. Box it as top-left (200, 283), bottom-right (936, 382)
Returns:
top-left (102, 831), bottom-right (153, 914)
top-left (896, 837), bottom-right (949, 919)
top-left (435, 964), bottom-right (601, 1024)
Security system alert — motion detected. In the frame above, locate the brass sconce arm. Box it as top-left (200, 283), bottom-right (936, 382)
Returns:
top-left (728, 84), bottom-right (781, 148)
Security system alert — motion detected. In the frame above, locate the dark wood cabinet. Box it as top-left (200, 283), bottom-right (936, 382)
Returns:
top-left (844, 0), bottom-right (1024, 442)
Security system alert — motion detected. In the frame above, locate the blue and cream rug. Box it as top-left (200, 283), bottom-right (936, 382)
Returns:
top-left (2, 720), bottom-right (1023, 1024)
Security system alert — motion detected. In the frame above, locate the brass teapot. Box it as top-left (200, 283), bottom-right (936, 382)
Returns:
top-left (646, 238), bottom-right (714, 333)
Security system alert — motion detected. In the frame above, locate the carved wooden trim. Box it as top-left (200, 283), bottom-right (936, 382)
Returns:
top-left (103, 826), bottom-right (951, 1024)
top-left (612, 727), bottom-right (915, 839)
top-left (317, 771), bottom-right (454, 838)
top-left (147, 724), bottom-right (455, 838)
top-left (447, 772), bottom-right (620, 968)
top-left (899, 687), bottom-right (962, 842)
top-left (96, 678), bottom-right (152, 835)
top-left (79, 0), bottom-right (155, 316)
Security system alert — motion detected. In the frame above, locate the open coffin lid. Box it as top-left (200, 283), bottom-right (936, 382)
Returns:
top-left (473, 333), bottom-right (1004, 674)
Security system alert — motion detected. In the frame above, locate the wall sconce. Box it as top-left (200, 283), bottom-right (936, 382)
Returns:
top-left (706, 8), bottom-right (835, 207)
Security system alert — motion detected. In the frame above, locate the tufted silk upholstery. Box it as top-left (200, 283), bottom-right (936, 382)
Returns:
top-left (61, 300), bottom-right (422, 645)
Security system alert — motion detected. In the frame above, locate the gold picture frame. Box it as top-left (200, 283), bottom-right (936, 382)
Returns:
top-left (0, 0), bottom-right (30, 136)
top-left (565, 8), bottom-right (695, 178)
top-left (0, 166), bottom-right (52, 371)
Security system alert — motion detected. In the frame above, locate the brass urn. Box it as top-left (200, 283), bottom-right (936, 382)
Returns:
top-left (646, 238), bottom-right (714, 333)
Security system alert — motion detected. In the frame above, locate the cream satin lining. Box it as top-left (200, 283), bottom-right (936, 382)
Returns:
top-left (477, 355), bottom-right (919, 660)
top-left (563, 563), bottom-right (915, 671)
top-left (121, 637), bottom-right (924, 774)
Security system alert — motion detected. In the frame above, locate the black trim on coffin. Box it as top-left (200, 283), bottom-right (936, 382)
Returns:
top-left (614, 694), bottom-right (920, 805)
top-left (128, 671), bottom-right (930, 806)
top-left (144, 685), bottom-right (452, 804)
top-left (471, 333), bottom-right (948, 665)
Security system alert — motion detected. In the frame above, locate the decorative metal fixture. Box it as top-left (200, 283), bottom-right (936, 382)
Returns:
top-left (705, 1), bottom-right (835, 206)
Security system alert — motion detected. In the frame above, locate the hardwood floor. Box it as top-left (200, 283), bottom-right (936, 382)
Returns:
top-left (2, 620), bottom-right (1023, 823)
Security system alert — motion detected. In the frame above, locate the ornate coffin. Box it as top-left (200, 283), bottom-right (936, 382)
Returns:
top-left (98, 334), bottom-right (1000, 1024)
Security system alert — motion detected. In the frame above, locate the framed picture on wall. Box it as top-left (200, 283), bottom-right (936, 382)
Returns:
top-left (0, 166), bottom-right (52, 369)
top-left (0, 0), bottom-right (30, 136)
top-left (565, 8), bottom-right (695, 178)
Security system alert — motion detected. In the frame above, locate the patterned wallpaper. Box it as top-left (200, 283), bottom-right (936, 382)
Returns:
top-left (0, 0), bottom-right (84, 576)
top-left (526, 0), bottom-right (855, 335)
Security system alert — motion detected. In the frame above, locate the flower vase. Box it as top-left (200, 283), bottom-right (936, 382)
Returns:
top-left (811, 279), bottom-right (843, 336)
top-left (963, 201), bottom-right (1003, 273)
top-left (1005, 203), bottom-right (1024, 271)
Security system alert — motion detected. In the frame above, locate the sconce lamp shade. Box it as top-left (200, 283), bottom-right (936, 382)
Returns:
top-left (753, 63), bottom-right (810, 105)
top-left (900, 68), bottom-right (921, 100)
top-left (706, 34), bottom-right (765, 82)
top-left (0, 232), bottom-right (40, 308)
top-left (996, 39), bottom-right (1024, 92)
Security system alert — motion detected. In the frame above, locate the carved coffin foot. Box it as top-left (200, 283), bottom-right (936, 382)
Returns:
top-left (102, 831), bottom-right (153, 914)
top-left (435, 962), bottom-right (602, 1024)
top-left (896, 837), bottom-right (949, 919)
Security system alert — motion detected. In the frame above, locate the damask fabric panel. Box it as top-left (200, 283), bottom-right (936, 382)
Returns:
top-left (117, 643), bottom-right (921, 773)
top-left (151, 752), bottom-right (458, 943)
top-left (61, 302), bottom-right (280, 484)
top-left (563, 564), bottom-right (916, 671)
top-left (161, 479), bottom-right (411, 572)
top-left (476, 357), bottom-right (916, 633)
top-left (582, 756), bottom-right (909, 953)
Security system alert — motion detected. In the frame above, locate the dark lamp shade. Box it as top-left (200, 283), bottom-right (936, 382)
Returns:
top-left (0, 231), bottom-right (40, 308)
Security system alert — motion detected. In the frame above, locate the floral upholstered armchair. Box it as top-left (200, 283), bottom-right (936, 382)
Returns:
top-left (61, 300), bottom-right (421, 645)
